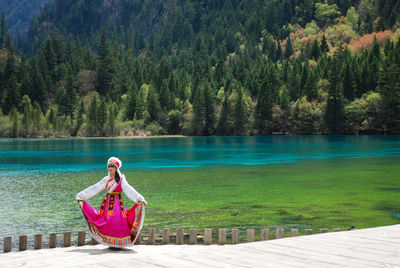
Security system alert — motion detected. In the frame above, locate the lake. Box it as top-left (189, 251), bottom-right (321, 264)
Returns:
top-left (0, 135), bottom-right (399, 242)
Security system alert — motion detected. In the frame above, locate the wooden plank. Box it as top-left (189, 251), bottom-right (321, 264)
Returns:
top-left (3, 237), bottom-right (11, 253)
top-left (320, 229), bottom-right (328, 233)
top-left (148, 228), bottom-right (155, 245)
top-left (49, 233), bottom-right (57, 248)
top-left (162, 228), bottom-right (170, 244)
top-left (63, 232), bottom-right (71, 247)
top-left (204, 228), bottom-right (212, 245)
top-left (218, 229), bottom-right (226, 245)
top-left (176, 228), bottom-right (184, 245)
top-left (232, 229), bottom-right (239, 244)
top-left (19, 235), bottom-right (27, 251)
top-left (276, 229), bottom-right (284, 239)
top-left (34, 234), bottom-right (42, 250)
top-left (247, 229), bottom-right (255, 243)
top-left (189, 229), bottom-right (197, 245)
top-left (261, 229), bottom-right (269, 240)
top-left (305, 229), bottom-right (313, 235)
top-left (77, 231), bottom-right (85, 246)
top-left (291, 229), bottom-right (298, 237)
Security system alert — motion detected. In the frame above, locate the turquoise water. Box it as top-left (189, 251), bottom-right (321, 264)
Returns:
top-left (0, 135), bottom-right (399, 244)
top-left (1, 136), bottom-right (400, 174)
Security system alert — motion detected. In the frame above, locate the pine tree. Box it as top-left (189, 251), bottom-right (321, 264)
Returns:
top-left (75, 100), bottom-right (85, 135)
top-left (233, 87), bottom-right (248, 135)
top-left (378, 51), bottom-right (400, 133)
top-left (192, 81), bottom-right (206, 135)
top-left (320, 35), bottom-right (329, 54)
top-left (204, 81), bottom-right (216, 135)
top-left (147, 84), bottom-right (161, 122)
top-left (97, 29), bottom-right (114, 95)
top-left (43, 37), bottom-right (57, 75)
top-left (9, 106), bottom-right (19, 137)
top-left (87, 94), bottom-right (98, 136)
top-left (341, 61), bottom-right (356, 101)
top-left (0, 11), bottom-right (7, 49)
top-left (324, 58), bottom-right (345, 134)
top-left (217, 92), bottom-right (232, 135)
top-left (125, 82), bottom-right (138, 120)
top-left (285, 38), bottom-right (293, 59)
top-left (97, 98), bottom-right (106, 136)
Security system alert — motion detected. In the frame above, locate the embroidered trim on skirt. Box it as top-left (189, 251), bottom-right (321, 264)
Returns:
top-left (79, 193), bottom-right (145, 248)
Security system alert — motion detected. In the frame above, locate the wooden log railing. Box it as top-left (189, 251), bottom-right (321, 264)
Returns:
top-left (2, 227), bottom-right (342, 253)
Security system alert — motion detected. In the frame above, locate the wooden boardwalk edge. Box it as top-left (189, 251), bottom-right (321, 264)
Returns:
top-left (0, 224), bottom-right (399, 267)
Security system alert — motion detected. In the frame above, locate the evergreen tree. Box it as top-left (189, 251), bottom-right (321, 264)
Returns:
top-left (341, 60), bottom-right (356, 101)
top-left (147, 84), bottom-right (161, 122)
top-left (217, 92), bottom-right (232, 135)
top-left (285, 38), bottom-right (293, 59)
top-left (75, 100), bottom-right (85, 135)
top-left (97, 98), bottom-right (106, 136)
top-left (203, 81), bottom-right (216, 136)
top-left (192, 81), bottom-right (206, 135)
top-left (378, 51), bottom-right (400, 132)
top-left (0, 11), bottom-right (7, 49)
top-left (87, 94), bottom-right (98, 136)
top-left (9, 106), bottom-right (19, 138)
top-left (233, 87), bottom-right (248, 135)
top-left (125, 82), bottom-right (138, 120)
top-left (324, 57), bottom-right (345, 133)
top-left (97, 29), bottom-right (114, 95)
top-left (320, 35), bottom-right (329, 54)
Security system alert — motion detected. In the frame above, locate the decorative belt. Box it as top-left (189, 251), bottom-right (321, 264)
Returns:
top-left (99, 192), bottom-right (126, 217)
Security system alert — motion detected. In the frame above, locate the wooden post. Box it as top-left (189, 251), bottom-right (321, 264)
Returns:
top-left (232, 229), bottom-right (239, 244)
top-left (134, 233), bottom-right (141, 245)
top-left (247, 229), bottom-right (255, 243)
top-left (333, 228), bottom-right (341, 232)
top-left (63, 232), bottom-right (71, 247)
top-left (291, 229), bottom-right (298, 237)
top-left (148, 228), bottom-right (155, 245)
top-left (276, 229), bottom-right (284, 239)
top-left (204, 229), bottom-right (212, 245)
top-left (261, 229), bottom-right (269, 240)
top-left (49, 233), bottom-right (57, 248)
top-left (189, 229), bottom-right (197, 245)
top-left (34, 234), bottom-right (42, 250)
top-left (78, 231), bottom-right (85, 246)
top-left (91, 237), bottom-right (99, 245)
top-left (19, 235), bottom-right (27, 251)
top-left (305, 229), bottom-right (313, 235)
top-left (218, 229), bottom-right (226, 245)
top-left (3, 237), bottom-right (12, 253)
top-left (162, 228), bottom-right (170, 244)
top-left (176, 228), bottom-right (184, 245)
top-left (320, 229), bottom-right (328, 233)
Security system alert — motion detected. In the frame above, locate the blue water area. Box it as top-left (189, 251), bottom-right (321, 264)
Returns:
top-left (0, 135), bottom-right (399, 174)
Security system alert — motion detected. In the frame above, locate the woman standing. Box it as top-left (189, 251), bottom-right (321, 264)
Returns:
top-left (76, 157), bottom-right (146, 247)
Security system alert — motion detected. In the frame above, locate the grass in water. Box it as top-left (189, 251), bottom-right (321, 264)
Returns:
top-left (1, 156), bottom-right (399, 238)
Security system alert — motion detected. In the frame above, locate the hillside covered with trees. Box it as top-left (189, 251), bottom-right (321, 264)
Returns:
top-left (0, 0), bottom-right (400, 137)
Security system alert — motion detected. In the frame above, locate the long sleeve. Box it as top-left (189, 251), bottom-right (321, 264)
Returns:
top-left (121, 178), bottom-right (147, 204)
top-left (76, 176), bottom-right (108, 201)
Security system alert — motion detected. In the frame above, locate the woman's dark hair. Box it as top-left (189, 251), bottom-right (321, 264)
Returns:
top-left (115, 171), bottom-right (120, 183)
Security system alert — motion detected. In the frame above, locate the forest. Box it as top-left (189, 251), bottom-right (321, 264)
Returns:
top-left (0, 0), bottom-right (399, 137)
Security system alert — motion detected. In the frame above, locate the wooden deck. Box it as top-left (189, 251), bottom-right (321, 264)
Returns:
top-left (1, 224), bottom-right (399, 268)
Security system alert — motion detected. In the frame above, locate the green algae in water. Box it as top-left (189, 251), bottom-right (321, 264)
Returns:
top-left (1, 156), bottom-right (399, 238)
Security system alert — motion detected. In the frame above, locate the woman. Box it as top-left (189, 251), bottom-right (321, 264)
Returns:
top-left (76, 157), bottom-right (146, 247)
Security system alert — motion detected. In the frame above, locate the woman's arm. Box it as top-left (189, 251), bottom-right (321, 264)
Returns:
top-left (76, 176), bottom-right (108, 201)
top-left (121, 178), bottom-right (147, 205)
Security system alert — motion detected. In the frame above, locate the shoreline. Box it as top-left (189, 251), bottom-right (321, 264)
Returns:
top-left (0, 133), bottom-right (399, 139)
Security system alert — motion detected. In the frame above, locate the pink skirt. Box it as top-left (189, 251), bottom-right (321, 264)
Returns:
top-left (78, 193), bottom-right (145, 247)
